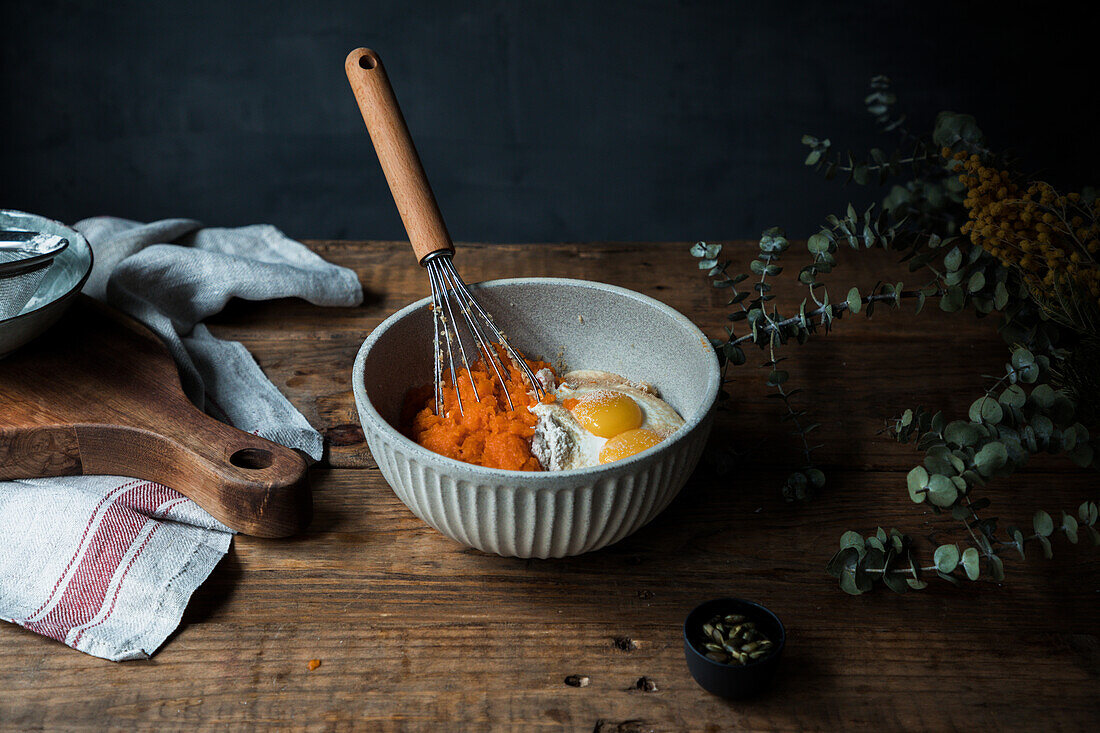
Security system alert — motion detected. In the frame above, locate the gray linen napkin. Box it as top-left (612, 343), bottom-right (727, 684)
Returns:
top-left (0, 218), bottom-right (362, 660)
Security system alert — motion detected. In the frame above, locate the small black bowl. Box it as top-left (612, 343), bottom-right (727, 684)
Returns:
top-left (683, 597), bottom-right (786, 699)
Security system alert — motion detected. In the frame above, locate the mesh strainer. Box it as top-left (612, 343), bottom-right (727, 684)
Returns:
top-left (0, 230), bottom-right (69, 319)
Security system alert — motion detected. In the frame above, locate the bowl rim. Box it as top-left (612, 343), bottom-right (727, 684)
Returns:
top-left (682, 597), bottom-right (787, 671)
top-left (352, 276), bottom-right (721, 483)
top-left (0, 209), bottom-right (93, 324)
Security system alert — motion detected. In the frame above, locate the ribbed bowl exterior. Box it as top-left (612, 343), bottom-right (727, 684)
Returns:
top-left (360, 405), bottom-right (712, 558)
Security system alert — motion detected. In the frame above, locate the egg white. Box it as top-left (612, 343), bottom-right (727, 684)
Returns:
top-left (528, 369), bottom-right (685, 470)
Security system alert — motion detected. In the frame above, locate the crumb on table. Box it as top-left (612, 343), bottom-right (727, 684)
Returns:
top-left (307, 659), bottom-right (321, 671)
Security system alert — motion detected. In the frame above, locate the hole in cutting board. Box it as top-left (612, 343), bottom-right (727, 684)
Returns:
top-left (358, 54), bottom-right (377, 69)
top-left (230, 448), bottom-right (274, 470)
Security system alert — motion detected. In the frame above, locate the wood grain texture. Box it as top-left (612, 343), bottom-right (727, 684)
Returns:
top-left (345, 48), bottom-right (455, 264)
top-left (1, 241), bottom-right (1096, 731)
top-left (0, 297), bottom-right (310, 537)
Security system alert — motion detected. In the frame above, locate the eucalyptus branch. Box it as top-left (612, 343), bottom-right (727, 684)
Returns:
top-left (696, 77), bottom-right (1099, 595)
top-left (726, 289), bottom-right (934, 347)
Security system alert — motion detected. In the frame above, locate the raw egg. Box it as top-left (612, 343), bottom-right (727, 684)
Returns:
top-left (570, 390), bottom-right (643, 438)
top-left (529, 369), bottom-right (684, 470)
top-left (599, 428), bottom-right (662, 464)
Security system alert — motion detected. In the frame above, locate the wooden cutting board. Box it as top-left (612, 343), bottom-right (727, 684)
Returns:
top-left (0, 296), bottom-right (310, 537)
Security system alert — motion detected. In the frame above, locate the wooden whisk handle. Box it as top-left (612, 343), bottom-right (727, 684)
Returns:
top-left (345, 48), bottom-right (455, 265)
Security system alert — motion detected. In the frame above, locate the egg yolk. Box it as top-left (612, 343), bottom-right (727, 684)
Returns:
top-left (599, 428), bottom-right (662, 464)
top-left (570, 390), bottom-right (643, 438)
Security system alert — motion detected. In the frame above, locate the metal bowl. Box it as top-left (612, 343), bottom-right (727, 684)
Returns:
top-left (0, 210), bottom-right (93, 358)
top-left (352, 277), bottom-right (721, 558)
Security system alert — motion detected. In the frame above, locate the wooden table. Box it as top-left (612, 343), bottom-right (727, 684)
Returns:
top-left (2, 242), bottom-right (1097, 731)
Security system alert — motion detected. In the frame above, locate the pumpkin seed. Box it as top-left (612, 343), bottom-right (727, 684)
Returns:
top-left (696, 611), bottom-right (774, 666)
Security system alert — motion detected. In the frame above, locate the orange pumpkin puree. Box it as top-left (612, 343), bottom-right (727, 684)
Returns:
top-left (402, 349), bottom-right (553, 471)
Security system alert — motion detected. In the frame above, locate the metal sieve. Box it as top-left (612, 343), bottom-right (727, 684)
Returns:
top-left (0, 230), bottom-right (69, 319)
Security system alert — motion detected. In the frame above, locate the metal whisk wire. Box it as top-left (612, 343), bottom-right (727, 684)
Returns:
top-left (425, 253), bottom-right (544, 416)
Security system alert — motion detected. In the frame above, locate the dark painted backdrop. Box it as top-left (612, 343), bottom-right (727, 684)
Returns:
top-left (1, 1), bottom-right (1095, 242)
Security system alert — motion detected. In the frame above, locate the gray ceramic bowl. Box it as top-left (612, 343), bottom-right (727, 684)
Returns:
top-left (353, 277), bottom-right (721, 558)
top-left (0, 210), bottom-right (93, 357)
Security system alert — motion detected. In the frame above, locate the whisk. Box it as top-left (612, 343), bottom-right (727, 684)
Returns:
top-left (0, 230), bottom-right (68, 320)
top-left (345, 48), bottom-right (544, 416)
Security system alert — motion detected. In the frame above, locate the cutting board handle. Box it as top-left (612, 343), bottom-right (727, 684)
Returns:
top-left (1, 413), bottom-right (311, 538)
top-left (69, 406), bottom-right (311, 537)
top-left (0, 296), bottom-right (312, 538)
top-left (345, 47), bottom-right (455, 265)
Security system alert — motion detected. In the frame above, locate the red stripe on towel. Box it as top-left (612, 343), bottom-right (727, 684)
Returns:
top-left (19, 482), bottom-right (181, 644)
top-left (23, 480), bottom-right (142, 621)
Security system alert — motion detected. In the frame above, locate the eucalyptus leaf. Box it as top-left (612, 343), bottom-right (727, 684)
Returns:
top-left (1029, 383), bottom-right (1056, 411)
top-left (926, 474), bottom-right (958, 507)
top-left (807, 233), bottom-right (832, 254)
top-left (936, 570), bottom-right (961, 586)
top-left (906, 466), bottom-right (929, 503)
top-left (974, 441), bottom-right (1008, 477)
top-left (1012, 528), bottom-right (1026, 559)
top-left (883, 571), bottom-right (909, 594)
top-left (839, 530), bottom-right (865, 551)
top-left (944, 421), bottom-right (980, 447)
top-left (1031, 414), bottom-right (1054, 441)
top-left (934, 544), bottom-right (960, 573)
top-left (724, 343), bottom-right (746, 366)
top-left (924, 446), bottom-right (956, 475)
top-left (940, 286), bottom-right (965, 313)
top-left (806, 468), bottom-right (826, 489)
top-left (961, 547), bottom-right (980, 580)
top-left (1038, 535), bottom-right (1053, 560)
top-left (863, 546), bottom-right (886, 570)
top-left (968, 396), bottom-right (1003, 425)
top-left (999, 384), bottom-right (1026, 408)
top-left (1062, 512), bottom-right (1079, 544)
top-left (944, 247), bottom-right (963, 272)
top-left (1011, 347), bottom-right (1035, 371)
top-left (846, 287), bottom-right (862, 314)
top-left (1033, 510), bottom-right (1054, 537)
top-left (826, 546), bottom-right (857, 578)
top-left (989, 554), bottom-right (1005, 582)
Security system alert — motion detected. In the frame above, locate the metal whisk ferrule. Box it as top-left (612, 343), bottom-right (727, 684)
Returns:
top-left (423, 252), bottom-right (544, 416)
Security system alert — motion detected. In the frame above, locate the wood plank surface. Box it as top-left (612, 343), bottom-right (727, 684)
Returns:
top-left (1, 241), bottom-right (1097, 731)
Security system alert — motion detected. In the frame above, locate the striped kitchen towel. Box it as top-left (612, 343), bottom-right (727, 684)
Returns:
top-left (0, 218), bottom-right (362, 660)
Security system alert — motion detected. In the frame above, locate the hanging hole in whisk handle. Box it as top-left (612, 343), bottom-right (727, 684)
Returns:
top-left (344, 47), bottom-right (455, 267)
